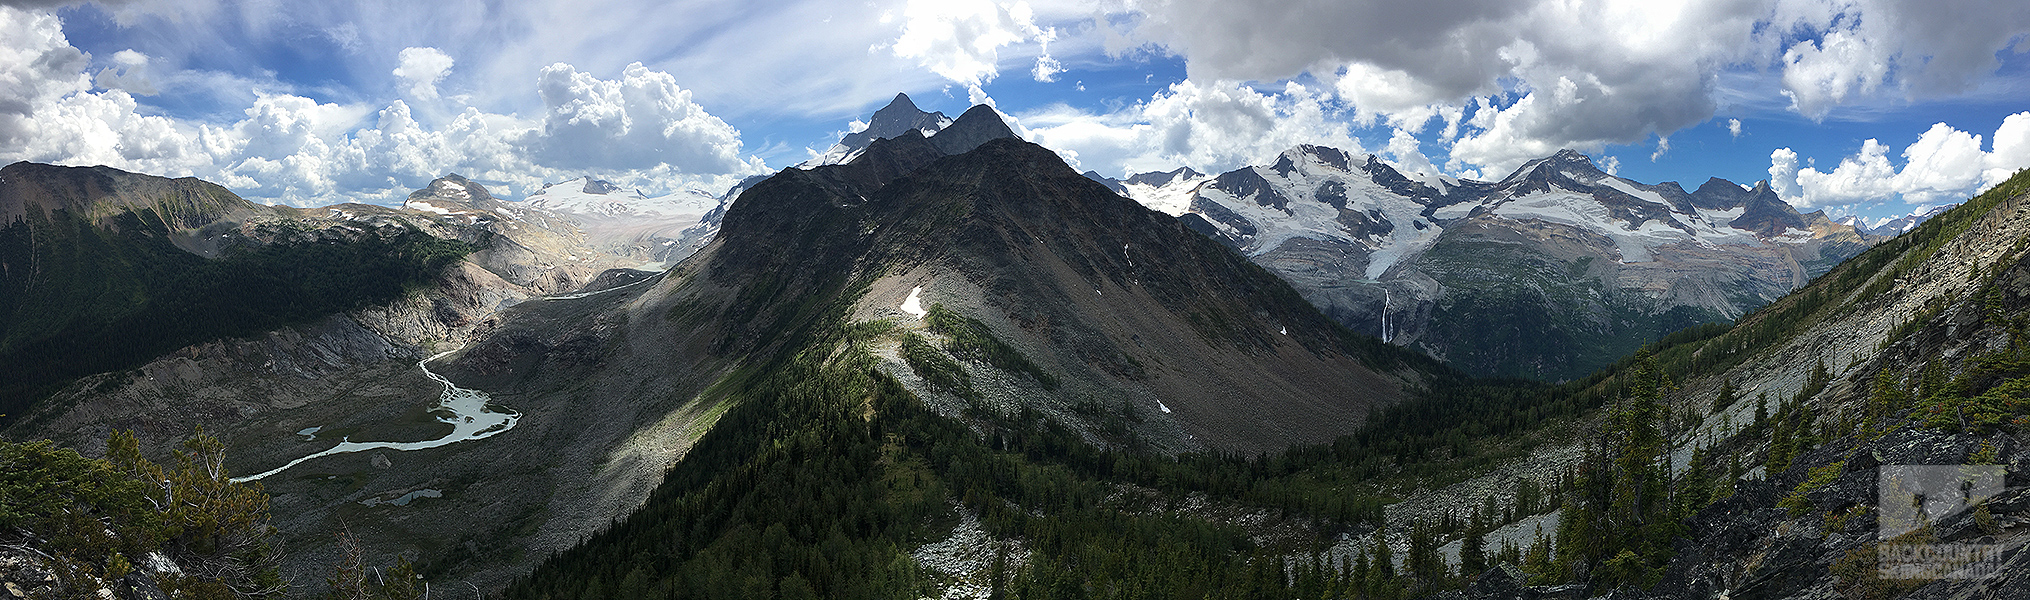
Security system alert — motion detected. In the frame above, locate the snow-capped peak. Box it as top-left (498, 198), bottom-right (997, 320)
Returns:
top-left (1116, 167), bottom-right (1213, 216)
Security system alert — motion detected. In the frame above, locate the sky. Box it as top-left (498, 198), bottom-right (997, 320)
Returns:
top-left (1, 0), bottom-right (2027, 224)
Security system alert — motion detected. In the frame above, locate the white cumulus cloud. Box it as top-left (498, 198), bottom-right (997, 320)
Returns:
top-left (1113, 0), bottom-right (2030, 176)
top-left (0, 8), bottom-right (762, 207)
top-left (1770, 113), bottom-right (2030, 210)
top-left (1021, 80), bottom-right (1363, 178)
top-left (521, 62), bottom-right (748, 174)
top-left (392, 47), bottom-right (455, 101)
top-left (890, 0), bottom-right (1049, 89)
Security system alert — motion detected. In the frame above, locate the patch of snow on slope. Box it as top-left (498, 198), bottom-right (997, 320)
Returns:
top-left (1431, 201), bottom-right (1482, 220)
top-left (1685, 207), bottom-right (1763, 246)
top-left (1119, 175), bottom-right (1210, 216)
top-left (1595, 177), bottom-right (1670, 209)
top-left (901, 287), bottom-right (926, 318)
top-left (1496, 190), bottom-right (1691, 263)
top-left (405, 202), bottom-right (469, 217)
top-left (1365, 224), bottom-right (1444, 279)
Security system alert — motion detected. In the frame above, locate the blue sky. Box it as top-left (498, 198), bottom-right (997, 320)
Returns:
top-left (2, 0), bottom-right (2026, 223)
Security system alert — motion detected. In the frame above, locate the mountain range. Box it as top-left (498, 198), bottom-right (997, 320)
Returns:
top-left (2, 93), bottom-right (2027, 600)
top-left (1088, 144), bottom-right (1875, 381)
top-left (1837, 203), bottom-right (1956, 237)
top-left (809, 93), bottom-right (1878, 381)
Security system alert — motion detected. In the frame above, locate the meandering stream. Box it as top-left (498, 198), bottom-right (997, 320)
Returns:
top-left (234, 350), bottom-right (521, 482)
top-left (234, 273), bottom-right (666, 483)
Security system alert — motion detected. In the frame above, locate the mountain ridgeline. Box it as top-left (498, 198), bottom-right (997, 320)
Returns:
top-left (499, 101), bottom-right (2030, 599)
top-left (1091, 144), bottom-right (1878, 381)
top-left (4, 90), bottom-right (2027, 600)
top-left (493, 105), bottom-right (1456, 597)
top-left (0, 162), bottom-right (474, 417)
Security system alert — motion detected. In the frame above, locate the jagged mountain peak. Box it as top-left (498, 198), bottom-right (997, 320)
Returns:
top-left (797, 103), bottom-right (1020, 191)
top-left (1505, 148), bottom-right (1607, 185)
top-left (802, 92), bottom-right (954, 167)
top-left (1728, 179), bottom-right (1808, 237)
top-left (1698, 176), bottom-right (1746, 193)
top-left (1690, 176), bottom-right (1753, 210)
top-left (1266, 144), bottom-right (1359, 175)
top-left (878, 92), bottom-right (921, 115)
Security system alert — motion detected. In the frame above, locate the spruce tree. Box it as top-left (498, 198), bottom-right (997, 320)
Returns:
top-left (1407, 518), bottom-right (1447, 591)
top-left (1461, 509), bottom-right (1488, 577)
top-left (1552, 350), bottom-right (1676, 589)
top-left (1754, 392), bottom-right (1770, 430)
top-left (1863, 370), bottom-right (1908, 437)
top-left (1711, 380), bottom-right (1739, 412)
top-left (1768, 400), bottom-right (1797, 474)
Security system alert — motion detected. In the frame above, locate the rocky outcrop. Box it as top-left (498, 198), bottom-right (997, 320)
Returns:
top-left (0, 546), bottom-right (176, 600)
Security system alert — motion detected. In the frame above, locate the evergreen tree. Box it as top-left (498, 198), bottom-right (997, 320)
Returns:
top-left (1675, 446), bottom-right (1713, 519)
top-left (1919, 361), bottom-right (1949, 401)
top-left (1461, 509), bottom-right (1488, 577)
top-left (1711, 380), bottom-right (1739, 412)
top-left (1367, 528), bottom-right (1398, 598)
top-left (1551, 350), bottom-right (1677, 590)
top-left (1406, 518), bottom-right (1447, 592)
top-left (1520, 529), bottom-right (1557, 585)
top-left (1862, 370), bottom-right (1909, 437)
top-left (1754, 392), bottom-right (1770, 430)
top-left (1351, 548), bottom-right (1372, 597)
top-left (1768, 400), bottom-right (1797, 474)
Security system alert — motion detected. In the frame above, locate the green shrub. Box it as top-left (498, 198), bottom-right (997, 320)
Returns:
top-left (1778, 461), bottom-right (1844, 517)
top-left (0, 430), bottom-right (282, 597)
